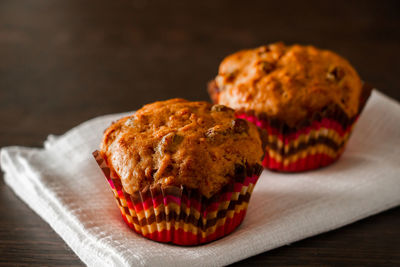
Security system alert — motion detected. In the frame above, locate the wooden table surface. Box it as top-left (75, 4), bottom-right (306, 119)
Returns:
top-left (0, 0), bottom-right (399, 266)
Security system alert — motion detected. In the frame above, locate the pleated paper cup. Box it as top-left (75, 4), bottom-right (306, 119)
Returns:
top-left (238, 84), bottom-right (372, 172)
top-left (93, 151), bottom-right (263, 245)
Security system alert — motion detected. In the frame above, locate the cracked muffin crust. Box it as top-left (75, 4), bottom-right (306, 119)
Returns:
top-left (209, 42), bottom-right (363, 127)
top-left (100, 99), bottom-right (264, 198)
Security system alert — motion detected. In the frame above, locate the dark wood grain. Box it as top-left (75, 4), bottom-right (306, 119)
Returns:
top-left (0, 0), bottom-right (399, 265)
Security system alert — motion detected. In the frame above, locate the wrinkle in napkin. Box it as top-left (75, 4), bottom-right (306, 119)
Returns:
top-left (1, 91), bottom-right (400, 266)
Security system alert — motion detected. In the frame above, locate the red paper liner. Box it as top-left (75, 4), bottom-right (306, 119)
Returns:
top-left (208, 82), bottom-right (372, 172)
top-left (93, 151), bottom-right (262, 245)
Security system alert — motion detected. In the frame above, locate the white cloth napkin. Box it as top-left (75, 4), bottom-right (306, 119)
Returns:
top-left (1, 90), bottom-right (400, 267)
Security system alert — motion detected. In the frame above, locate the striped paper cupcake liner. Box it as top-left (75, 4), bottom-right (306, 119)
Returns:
top-left (236, 84), bottom-right (372, 172)
top-left (236, 113), bottom-right (353, 171)
top-left (93, 151), bottom-right (263, 245)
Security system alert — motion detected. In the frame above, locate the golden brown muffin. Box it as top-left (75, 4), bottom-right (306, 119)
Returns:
top-left (210, 42), bottom-right (363, 126)
top-left (100, 98), bottom-right (264, 198)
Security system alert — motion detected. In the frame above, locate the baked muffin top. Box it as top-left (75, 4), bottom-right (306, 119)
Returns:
top-left (100, 99), bottom-right (263, 198)
top-left (213, 42), bottom-right (363, 126)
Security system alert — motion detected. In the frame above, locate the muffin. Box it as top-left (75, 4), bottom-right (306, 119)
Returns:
top-left (208, 42), bottom-right (371, 172)
top-left (93, 99), bottom-right (264, 245)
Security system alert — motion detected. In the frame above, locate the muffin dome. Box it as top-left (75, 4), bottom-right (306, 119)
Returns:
top-left (210, 42), bottom-right (363, 126)
top-left (100, 98), bottom-right (264, 198)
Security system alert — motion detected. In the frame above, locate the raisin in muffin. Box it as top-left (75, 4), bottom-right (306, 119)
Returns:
top-left (208, 43), bottom-right (371, 172)
top-left (93, 98), bottom-right (264, 245)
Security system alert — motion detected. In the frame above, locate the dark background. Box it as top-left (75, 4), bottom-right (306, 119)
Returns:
top-left (0, 0), bottom-right (399, 266)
